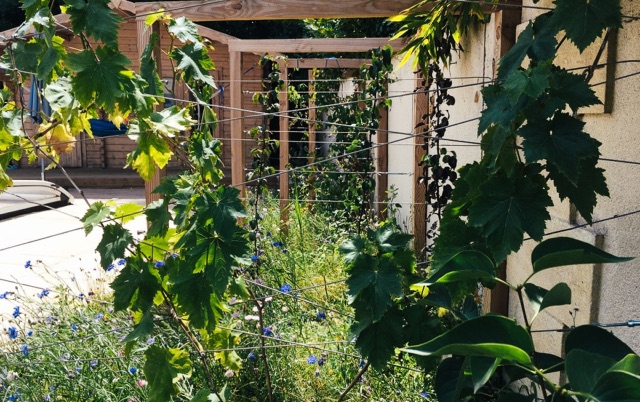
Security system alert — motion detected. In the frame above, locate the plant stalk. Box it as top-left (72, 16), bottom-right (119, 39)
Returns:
top-left (337, 361), bottom-right (370, 402)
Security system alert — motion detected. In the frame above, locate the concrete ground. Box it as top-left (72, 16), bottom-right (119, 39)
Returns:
top-left (0, 187), bottom-right (146, 319)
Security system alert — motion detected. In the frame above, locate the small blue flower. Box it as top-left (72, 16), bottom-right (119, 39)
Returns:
top-left (280, 284), bottom-right (292, 293)
top-left (128, 367), bottom-right (138, 375)
top-left (71, 324), bottom-right (78, 331)
top-left (89, 360), bottom-right (98, 369)
top-left (7, 326), bottom-right (18, 339)
top-left (316, 311), bottom-right (326, 321)
top-left (19, 344), bottom-right (28, 356)
top-left (147, 337), bottom-right (155, 345)
top-left (75, 367), bottom-right (81, 373)
top-left (251, 255), bottom-right (259, 263)
top-left (358, 360), bottom-right (365, 368)
top-left (37, 289), bottom-right (50, 299)
top-left (12, 306), bottom-right (20, 318)
top-left (117, 258), bottom-right (126, 266)
top-left (307, 355), bottom-right (318, 364)
top-left (107, 263), bottom-right (115, 272)
top-left (49, 386), bottom-right (56, 392)
top-left (419, 391), bottom-right (429, 398)
top-left (0, 291), bottom-right (9, 299)
top-left (27, 331), bottom-right (33, 337)
top-left (171, 253), bottom-right (179, 259)
top-left (263, 326), bottom-right (273, 337)
top-left (247, 351), bottom-right (257, 362)
top-left (95, 313), bottom-right (104, 320)
top-left (24, 260), bottom-right (31, 269)
top-left (272, 241), bottom-right (284, 248)
top-left (281, 248), bottom-right (288, 254)
top-left (318, 356), bottom-right (326, 367)
top-left (266, 231), bottom-right (272, 238)
top-left (7, 393), bottom-right (19, 401)
top-left (44, 395), bottom-right (51, 402)
top-left (78, 293), bottom-right (85, 299)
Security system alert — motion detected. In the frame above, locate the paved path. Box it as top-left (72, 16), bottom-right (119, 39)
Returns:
top-left (0, 188), bottom-right (146, 319)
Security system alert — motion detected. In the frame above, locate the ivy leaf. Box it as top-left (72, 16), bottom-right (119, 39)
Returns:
top-left (144, 346), bottom-right (192, 402)
top-left (353, 310), bottom-right (404, 371)
top-left (170, 43), bottom-right (216, 88)
top-left (468, 171), bottom-right (552, 262)
top-left (111, 258), bottom-right (162, 312)
top-left (66, 47), bottom-right (132, 114)
top-left (520, 112), bottom-right (600, 185)
top-left (65, 0), bottom-right (122, 48)
top-left (168, 16), bottom-right (203, 47)
top-left (503, 63), bottom-right (550, 101)
top-left (551, 0), bottom-right (622, 52)
top-left (81, 201), bottom-right (111, 235)
top-left (96, 224), bottom-right (133, 270)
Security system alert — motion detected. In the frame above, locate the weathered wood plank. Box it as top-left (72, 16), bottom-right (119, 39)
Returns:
top-left (279, 61), bottom-right (290, 224)
top-left (230, 51), bottom-right (245, 193)
top-left (228, 38), bottom-right (402, 54)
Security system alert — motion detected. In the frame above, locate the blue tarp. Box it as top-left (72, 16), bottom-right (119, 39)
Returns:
top-left (89, 119), bottom-right (128, 137)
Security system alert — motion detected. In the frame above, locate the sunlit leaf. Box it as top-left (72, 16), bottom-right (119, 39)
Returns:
top-left (144, 346), bottom-right (192, 402)
top-left (81, 201), bottom-right (111, 234)
top-left (65, 0), bottom-right (122, 48)
top-left (97, 224), bottom-right (133, 270)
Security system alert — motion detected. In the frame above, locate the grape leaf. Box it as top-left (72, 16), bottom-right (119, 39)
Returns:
top-left (96, 224), bottom-right (133, 270)
top-left (353, 310), bottom-right (404, 371)
top-left (65, 0), bottom-right (122, 48)
top-left (478, 84), bottom-right (526, 133)
top-left (144, 346), bottom-right (192, 402)
top-left (548, 69), bottom-right (601, 112)
top-left (145, 199), bottom-right (171, 237)
top-left (519, 112), bottom-right (600, 185)
top-left (140, 32), bottom-right (164, 99)
top-left (114, 202), bottom-right (144, 225)
top-left (206, 328), bottom-right (242, 371)
top-left (111, 258), bottom-right (162, 312)
top-left (147, 106), bottom-right (196, 137)
top-left (81, 201), bottom-right (111, 234)
top-left (127, 130), bottom-right (173, 180)
top-left (6, 41), bottom-right (43, 74)
top-left (44, 77), bottom-right (74, 111)
top-left (123, 309), bottom-right (155, 343)
top-left (503, 63), bottom-right (550, 101)
top-left (170, 43), bottom-right (216, 88)
top-left (37, 35), bottom-right (66, 83)
top-left (168, 16), bottom-right (203, 47)
top-left (551, 0), bottom-right (622, 52)
top-left (66, 47), bottom-right (132, 114)
top-left (468, 171), bottom-right (552, 262)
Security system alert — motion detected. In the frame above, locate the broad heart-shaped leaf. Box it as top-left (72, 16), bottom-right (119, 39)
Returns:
top-left (403, 315), bottom-right (534, 365)
top-left (531, 237), bottom-right (633, 273)
top-left (114, 202), bottom-right (144, 225)
top-left (566, 325), bottom-right (634, 362)
top-left (144, 346), bottom-right (192, 402)
top-left (434, 357), bottom-right (474, 402)
top-left (422, 250), bottom-right (496, 285)
top-left (470, 356), bottom-right (500, 393)
top-left (551, 0), bottom-right (622, 52)
top-left (96, 224), bottom-right (133, 270)
top-left (339, 236), bottom-right (368, 265)
top-left (503, 63), bottom-right (550, 102)
top-left (590, 371), bottom-right (640, 402)
top-left (65, 0), bottom-right (122, 48)
top-left (81, 201), bottom-right (111, 235)
top-left (523, 283), bottom-right (571, 320)
top-left (168, 16), bottom-right (203, 47)
top-left (566, 349), bottom-right (617, 396)
top-left (371, 227), bottom-right (413, 252)
top-left (170, 43), bottom-right (216, 88)
top-left (127, 129), bottom-right (173, 180)
top-left (148, 106), bottom-right (196, 137)
top-left (468, 171), bottom-right (552, 262)
top-left (66, 47), bottom-right (132, 114)
top-left (353, 309), bottom-right (403, 371)
top-left (520, 112), bottom-right (599, 185)
top-left (111, 258), bottom-right (162, 312)
top-left (548, 157), bottom-right (608, 222)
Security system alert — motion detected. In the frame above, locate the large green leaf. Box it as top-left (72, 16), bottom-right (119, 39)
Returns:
top-left (206, 328), bottom-right (242, 371)
top-left (111, 258), bottom-right (162, 312)
top-left (566, 349), bottom-right (616, 396)
top-left (609, 354), bottom-right (640, 376)
top-left (65, 0), bottom-right (122, 48)
top-left (96, 224), bottom-right (133, 270)
top-left (478, 84), bottom-right (527, 134)
top-left (123, 309), bottom-right (155, 343)
top-left (422, 250), bottom-right (496, 285)
top-left (565, 326), bottom-right (635, 361)
top-left (353, 310), bottom-right (404, 371)
top-left (503, 63), bottom-right (550, 102)
top-left (589, 371), bottom-right (640, 402)
top-left (549, 69), bottom-right (602, 112)
top-left (140, 31), bottom-right (164, 101)
top-left (551, 0), bottom-right (622, 52)
top-left (531, 237), bottom-right (633, 273)
top-left (81, 201), bottom-right (111, 234)
top-left (434, 357), bottom-right (473, 402)
top-left (523, 282), bottom-right (571, 320)
top-left (470, 356), bottom-right (500, 393)
top-left (168, 16), bottom-right (203, 47)
top-left (403, 315), bottom-right (534, 365)
top-left (44, 77), bottom-right (74, 111)
top-left (145, 199), bottom-right (171, 237)
top-left (144, 346), bottom-right (192, 402)
top-left (170, 43), bottom-right (216, 88)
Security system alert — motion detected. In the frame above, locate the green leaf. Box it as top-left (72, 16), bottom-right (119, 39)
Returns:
top-left (168, 16), bottom-right (203, 46)
top-left (353, 310), bottom-right (404, 371)
top-left (123, 309), bottom-right (155, 342)
top-left (145, 200), bottom-right (171, 237)
top-left (523, 282), bottom-right (571, 320)
top-left (531, 237), bottom-right (633, 273)
top-left (403, 315), bottom-right (534, 365)
top-left (66, 47), bottom-right (132, 114)
top-left (565, 325), bottom-right (635, 361)
top-left (37, 35), bottom-right (66, 83)
top-left (478, 84), bottom-right (526, 133)
top-left (229, 277), bottom-right (250, 300)
top-left (96, 224), bottom-right (133, 270)
top-left (551, 0), bottom-right (622, 52)
top-left (114, 202), bottom-right (144, 225)
top-left (140, 32), bottom-right (164, 99)
top-left (468, 171), bottom-right (552, 262)
top-left (470, 356), bottom-right (500, 393)
top-left (148, 106), bottom-right (196, 137)
top-left (520, 112), bottom-right (599, 185)
top-left (434, 356), bottom-right (473, 402)
top-left (144, 346), bottom-right (192, 402)
top-left (566, 349), bottom-right (616, 395)
top-left (81, 201), bottom-right (111, 235)
top-left (206, 328), bottom-right (242, 371)
top-left (65, 0), bottom-right (122, 48)
top-left (503, 63), bottom-right (550, 101)
top-left (609, 354), bottom-right (640, 376)
top-left (111, 258), bottom-right (162, 312)
top-left (171, 43), bottom-right (216, 88)
top-left (44, 77), bottom-right (74, 111)
top-left (127, 130), bottom-right (173, 181)
top-left (590, 371), bottom-right (640, 402)
top-left (423, 250), bottom-right (496, 285)
top-left (7, 41), bottom-right (43, 74)
top-left (192, 384), bottom-right (230, 402)
top-left (339, 236), bottom-right (367, 265)
top-left (549, 69), bottom-right (602, 111)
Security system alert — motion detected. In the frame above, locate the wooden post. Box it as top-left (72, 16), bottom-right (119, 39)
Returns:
top-left (139, 20), bottom-right (165, 205)
top-left (413, 81), bottom-right (428, 257)
top-left (307, 69), bottom-right (317, 200)
top-left (230, 51), bottom-right (245, 194)
top-left (278, 61), bottom-right (290, 224)
top-left (375, 106), bottom-right (388, 218)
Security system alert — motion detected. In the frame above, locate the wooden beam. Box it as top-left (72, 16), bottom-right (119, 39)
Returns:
top-left (230, 51), bottom-right (245, 193)
top-left (228, 38), bottom-right (402, 54)
top-left (307, 70), bottom-right (317, 200)
top-left (279, 61), bottom-right (290, 225)
top-left (194, 24), bottom-right (239, 46)
top-left (285, 58), bottom-right (370, 69)
top-left (136, 0), bottom-right (420, 21)
top-left (375, 107), bottom-right (388, 218)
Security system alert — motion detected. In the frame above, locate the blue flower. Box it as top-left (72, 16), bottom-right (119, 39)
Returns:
top-left (0, 291), bottom-right (9, 299)
top-left (307, 355), bottom-right (318, 364)
top-left (24, 260), bottom-right (31, 269)
top-left (49, 386), bottom-right (55, 392)
top-left (7, 393), bottom-right (19, 401)
top-left (37, 289), bottom-right (50, 299)
top-left (419, 391), bottom-right (429, 398)
top-left (251, 255), bottom-right (259, 263)
top-left (263, 326), bottom-right (273, 337)
top-left (247, 351), bottom-right (257, 362)
top-left (358, 360), bottom-right (365, 368)
top-left (19, 344), bottom-right (28, 356)
top-left (95, 313), bottom-right (104, 320)
top-left (44, 395), bottom-right (50, 402)
top-left (117, 258), bottom-right (126, 266)
top-left (78, 293), bottom-right (85, 299)
top-left (146, 337), bottom-right (155, 345)
top-left (281, 248), bottom-right (288, 254)
top-left (171, 253), bottom-right (179, 259)
top-left (266, 231), bottom-right (272, 238)
top-left (12, 306), bottom-right (20, 318)
top-left (128, 367), bottom-right (138, 375)
top-left (318, 356), bottom-right (326, 367)
top-left (107, 263), bottom-right (115, 272)
top-left (280, 284), bottom-right (292, 293)
top-left (316, 311), bottom-right (326, 321)
top-left (74, 367), bottom-right (81, 374)
top-left (272, 241), bottom-right (284, 248)
top-left (89, 360), bottom-right (98, 369)
top-left (8, 326), bottom-right (18, 339)
top-left (155, 261), bottom-right (166, 268)
top-left (71, 324), bottom-right (78, 331)
top-left (27, 331), bottom-right (33, 337)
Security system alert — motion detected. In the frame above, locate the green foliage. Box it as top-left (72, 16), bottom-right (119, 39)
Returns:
top-left (64, 0), bottom-right (122, 48)
top-left (144, 346), bottom-right (193, 401)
